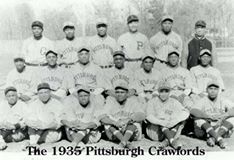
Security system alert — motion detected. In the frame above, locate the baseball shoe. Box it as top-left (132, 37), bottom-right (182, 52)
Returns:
top-left (0, 142), bottom-right (7, 151)
top-left (171, 139), bottom-right (182, 150)
top-left (119, 141), bottom-right (127, 148)
top-left (223, 129), bottom-right (233, 138)
top-left (217, 139), bottom-right (227, 149)
top-left (206, 137), bottom-right (215, 147)
top-left (21, 141), bottom-right (39, 151)
top-left (158, 139), bottom-right (169, 149)
top-left (71, 141), bottom-right (86, 150)
top-left (126, 142), bottom-right (135, 149)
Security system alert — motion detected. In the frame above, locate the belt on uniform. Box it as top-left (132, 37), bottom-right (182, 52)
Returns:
top-left (100, 65), bottom-right (113, 69)
top-left (25, 62), bottom-right (48, 66)
top-left (125, 58), bottom-right (142, 62)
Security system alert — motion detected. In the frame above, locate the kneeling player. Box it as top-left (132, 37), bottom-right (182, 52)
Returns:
top-left (146, 81), bottom-right (189, 149)
top-left (191, 81), bottom-right (234, 149)
top-left (24, 83), bottom-right (64, 148)
top-left (0, 87), bottom-right (28, 150)
top-left (99, 83), bottom-right (145, 148)
top-left (61, 86), bottom-right (102, 147)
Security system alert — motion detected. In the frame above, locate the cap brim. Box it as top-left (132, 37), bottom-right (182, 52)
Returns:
top-left (115, 86), bottom-right (128, 91)
top-left (78, 48), bottom-right (90, 53)
top-left (77, 89), bottom-right (90, 94)
top-left (162, 18), bottom-right (173, 23)
top-left (207, 84), bottom-right (219, 88)
top-left (200, 52), bottom-right (211, 56)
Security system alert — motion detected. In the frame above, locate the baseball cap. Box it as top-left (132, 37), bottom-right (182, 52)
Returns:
top-left (4, 86), bottom-right (17, 95)
top-left (63, 21), bottom-right (75, 30)
top-left (168, 50), bottom-right (180, 57)
top-left (31, 21), bottom-right (43, 29)
top-left (96, 18), bottom-right (108, 26)
top-left (158, 81), bottom-right (171, 91)
top-left (45, 50), bottom-right (58, 57)
top-left (13, 54), bottom-right (25, 62)
top-left (161, 15), bottom-right (174, 23)
top-left (127, 15), bottom-right (139, 24)
top-left (78, 46), bottom-right (90, 53)
top-left (77, 86), bottom-right (91, 94)
top-left (195, 20), bottom-right (206, 28)
top-left (142, 54), bottom-right (155, 61)
top-left (115, 83), bottom-right (129, 91)
top-left (113, 51), bottom-right (125, 57)
top-left (200, 49), bottom-right (211, 56)
top-left (37, 83), bottom-right (51, 91)
top-left (207, 80), bottom-right (220, 88)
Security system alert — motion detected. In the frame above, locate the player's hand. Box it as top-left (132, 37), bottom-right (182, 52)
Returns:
top-left (198, 93), bottom-right (206, 98)
top-left (19, 94), bottom-right (31, 102)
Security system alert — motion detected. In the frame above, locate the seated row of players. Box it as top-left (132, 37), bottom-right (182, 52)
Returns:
top-left (0, 79), bottom-right (233, 151)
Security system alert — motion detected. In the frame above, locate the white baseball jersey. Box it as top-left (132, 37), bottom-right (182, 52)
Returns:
top-left (147, 97), bottom-right (189, 128)
top-left (117, 32), bottom-right (151, 59)
top-left (190, 65), bottom-right (225, 94)
top-left (35, 66), bottom-right (72, 98)
top-left (62, 95), bottom-right (104, 125)
top-left (192, 96), bottom-right (234, 116)
top-left (6, 67), bottom-right (35, 96)
top-left (0, 100), bottom-right (28, 129)
top-left (160, 65), bottom-right (194, 95)
top-left (134, 68), bottom-right (162, 94)
top-left (89, 35), bottom-right (118, 66)
top-left (100, 96), bottom-right (144, 121)
top-left (55, 37), bottom-right (83, 64)
top-left (104, 66), bottom-right (134, 90)
top-left (69, 62), bottom-right (104, 91)
top-left (25, 98), bottom-right (65, 130)
top-left (21, 36), bottom-right (54, 63)
top-left (150, 31), bottom-right (183, 61)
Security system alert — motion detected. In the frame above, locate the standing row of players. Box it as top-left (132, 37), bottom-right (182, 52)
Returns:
top-left (0, 15), bottom-right (233, 150)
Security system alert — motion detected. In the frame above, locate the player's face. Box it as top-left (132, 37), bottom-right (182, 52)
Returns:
top-left (142, 58), bottom-right (154, 71)
top-left (113, 55), bottom-right (125, 68)
top-left (38, 89), bottom-right (51, 103)
top-left (128, 21), bottom-right (139, 33)
top-left (32, 26), bottom-right (43, 38)
top-left (168, 54), bottom-right (179, 66)
top-left (64, 27), bottom-right (75, 39)
top-left (78, 50), bottom-right (90, 64)
top-left (97, 25), bottom-right (107, 37)
top-left (207, 86), bottom-right (219, 99)
top-left (14, 60), bottom-right (25, 72)
top-left (158, 89), bottom-right (170, 101)
top-left (6, 91), bottom-right (18, 106)
top-left (200, 54), bottom-right (211, 66)
top-left (46, 54), bottom-right (57, 66)
top-left (78, 91), bottom-right (90, 106)
top-left (161, 20), bottom-right (173, 33)
top-left (195, 26), bottom-right (206, 37)
top-left (115, 89), bottom-right (128, 103)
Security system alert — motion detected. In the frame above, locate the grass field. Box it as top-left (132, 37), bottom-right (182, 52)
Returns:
top-left (0, 48), bottom-right (234, 152)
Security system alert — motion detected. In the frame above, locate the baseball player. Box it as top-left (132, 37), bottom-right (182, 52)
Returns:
top-left (133, 54), bottom-right (162, 102)
top-left (69, 46), bottom-right (105, 95)
top-left (190, 49), bottom-right (224, 97)
top-left (61, 86), bottom-right (103, 147)
top-left (182, 20), bottom-right (217, 69)
top-left (24, 83), bottom-right (64, 147)
top-left (34, 50), bottom-right (72, 100)
top-left (99, 83), bottom-right (145, 148)
top-left (88, 18), bottom-right (118, 68)
top-left (146, 81), bottom-right (189, 149)
top-left (104, 51), bottom-right (136, 97)
top-left (190, 81), bottom-right (234, 149)
top-left (55, 22), bottom-right (83, 68)
top-left (117, 15), bottom-right (151, 71)
top-left (160, 50), bottom-right (194, 109)
top-left (0, 87), bottom-right (28, 150)
top-left (6, 55), bottom-right (35, 102)
top-left (21, 21), bottom-right (54, 66)
top-left (150, 15), bottom-right (183, 65)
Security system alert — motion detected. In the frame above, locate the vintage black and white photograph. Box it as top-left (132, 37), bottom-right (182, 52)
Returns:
top-left (0, 0), bottom-right (234, 159)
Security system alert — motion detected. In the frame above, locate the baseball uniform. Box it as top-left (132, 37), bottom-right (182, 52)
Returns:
top-left (34, 66), bottom-right (72, 98)
top-left (6, 67), bottom-right (35, 98)
top-left (21, 36), bottom-right (54, 64)
top-left (62, 94), bottom-right (103, 143)
top-left (88, 35), bottom-right (118, 67)
top-left (190, 65), bottom-right (225, 94)
top-left (55, 37), bottom-right (83, 64)
top-left (150, 31), bottom-right (183, 62)
top-left (69, 62), bottom-right (104, 94)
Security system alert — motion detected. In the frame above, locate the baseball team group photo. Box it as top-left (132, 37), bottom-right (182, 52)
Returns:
top-left (0, 0), bottom-right (234, 154)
